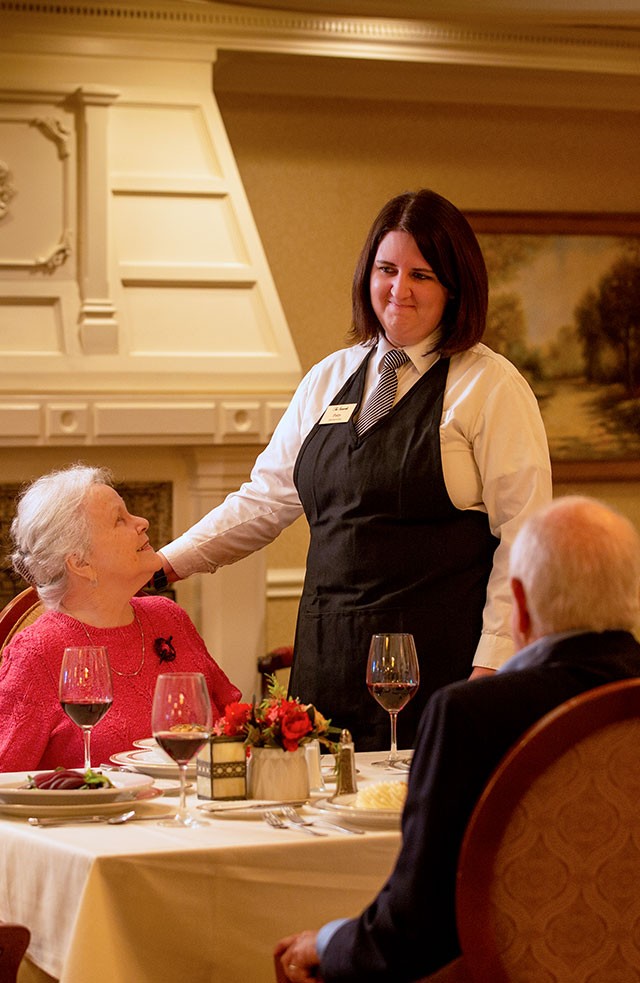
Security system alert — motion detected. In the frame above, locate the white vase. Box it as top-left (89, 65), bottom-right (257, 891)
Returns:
top-left (247, 746), bottom-right (310, 801)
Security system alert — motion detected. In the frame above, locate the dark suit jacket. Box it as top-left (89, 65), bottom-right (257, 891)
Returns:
top-left (321, 630), bottom-right (640, 983)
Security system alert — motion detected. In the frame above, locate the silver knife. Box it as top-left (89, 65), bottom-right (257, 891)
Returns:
top-left (198, 800), bottom-right (306, 813)
top-left (29, 814), bottom-right (123, 827)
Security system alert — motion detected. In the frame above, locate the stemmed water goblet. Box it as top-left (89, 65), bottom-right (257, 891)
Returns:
top-left (59, 646), bottom-right (113, 771)
top-left (366, 633), bottom-right (420, 768)
top-left (151, 672), bottom-right (212, 828)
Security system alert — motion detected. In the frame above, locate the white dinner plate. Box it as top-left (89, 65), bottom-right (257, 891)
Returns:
top-left (110, 748), bottom-right (196, 780)
top-left (145, 777), bottom-right (184, 794)
top-left (132, 738), bottom-right (158, 750)
top-left (198, 798), bottom-right (308, 820)
top-left (0, 771), bottom-right (154, 807)
top-left (313, 794), bottom-right (402, 829)
top-left (0, 787), bottom-right (169, 820)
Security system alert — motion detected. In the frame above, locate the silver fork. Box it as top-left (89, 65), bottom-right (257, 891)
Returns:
top-left (281, 805), bottom-right (365, 836)
top-left (264, 810), bottom-right (327, 837)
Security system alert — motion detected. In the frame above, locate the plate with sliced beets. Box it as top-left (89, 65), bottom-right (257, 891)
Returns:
top-left (0, 768), bottom-right (153, 806)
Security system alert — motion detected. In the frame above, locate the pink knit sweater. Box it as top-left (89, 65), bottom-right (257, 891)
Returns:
top-left (0, 595), bottom-right (241, 772)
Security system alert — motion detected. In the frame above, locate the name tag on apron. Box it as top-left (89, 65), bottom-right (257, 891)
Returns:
top-left (319, 403), bottom-right (357, 425)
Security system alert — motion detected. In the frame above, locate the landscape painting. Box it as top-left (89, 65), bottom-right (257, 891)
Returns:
top-left (466, 212), bottom-right (640, 476)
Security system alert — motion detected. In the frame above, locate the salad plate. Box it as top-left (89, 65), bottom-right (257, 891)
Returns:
top-left (313, 793), bottom-right (402, 829)
top-left (0, 771), bottom-right (154, 807)
top-left (132, 738), bottom-right (158, 750)
top-left (110, 748), bottom-right (196, 780)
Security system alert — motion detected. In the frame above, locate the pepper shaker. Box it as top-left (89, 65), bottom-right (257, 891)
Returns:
top-left (336, 728), bottom-right (358, 795)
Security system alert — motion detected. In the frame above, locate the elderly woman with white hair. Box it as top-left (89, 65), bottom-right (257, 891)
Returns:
top-left (0, 464), bottom-right (241, 772)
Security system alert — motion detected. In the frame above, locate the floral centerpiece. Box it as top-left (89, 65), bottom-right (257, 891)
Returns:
top-left (212, 677), bottom-right (340, 800)
top-left (213, 676), bottom-right (339, 753)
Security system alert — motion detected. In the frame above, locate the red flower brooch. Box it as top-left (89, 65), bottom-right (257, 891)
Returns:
top-left (154, 636), bottom-right (177, 663)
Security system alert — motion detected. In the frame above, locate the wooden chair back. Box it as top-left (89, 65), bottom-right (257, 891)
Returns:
top-left (0, 587), bottom-right (43, 663)
top-left (274, 680), bottom-right (640, 983)
top-left (456, 677), bottom-right (640, 982)
top-left (0, 922), bottom-right (31, 982)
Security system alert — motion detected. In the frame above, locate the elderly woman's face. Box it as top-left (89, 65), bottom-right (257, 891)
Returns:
top-left (81, 484), bottom-right (159, 588)
top-left (370, 230), bottom-right (450, 348)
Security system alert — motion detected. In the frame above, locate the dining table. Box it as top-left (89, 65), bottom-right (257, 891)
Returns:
top-left (0, 751), bottom-right (406, 983)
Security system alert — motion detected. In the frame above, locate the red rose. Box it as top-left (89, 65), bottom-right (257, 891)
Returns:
top-left (280, 706), bottom-right (313, 751)
top-left (215, 702), bottom-right (252, 737)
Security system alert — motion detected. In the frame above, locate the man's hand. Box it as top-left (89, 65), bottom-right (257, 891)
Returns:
top-left (274, 930), bottom-right (322, 982)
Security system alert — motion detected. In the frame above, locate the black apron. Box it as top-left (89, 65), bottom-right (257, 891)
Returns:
top-left (291, 349), bottom-right (498, 751)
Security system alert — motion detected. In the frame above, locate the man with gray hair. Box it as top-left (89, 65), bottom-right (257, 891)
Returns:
top-left (276, 496), bottom-right (640, 983)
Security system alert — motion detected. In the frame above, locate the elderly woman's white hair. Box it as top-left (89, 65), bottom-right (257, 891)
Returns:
top-left (509, 495), bottom-right (640, 637)
top-left (10, 464), bottom-right (113, 611)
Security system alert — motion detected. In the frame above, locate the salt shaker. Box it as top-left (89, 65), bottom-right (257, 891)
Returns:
top-left (336, 728), bottom-right (357, 795)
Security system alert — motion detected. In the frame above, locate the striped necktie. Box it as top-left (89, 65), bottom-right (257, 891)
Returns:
top-left (357, 348), bottom-right (410, 436)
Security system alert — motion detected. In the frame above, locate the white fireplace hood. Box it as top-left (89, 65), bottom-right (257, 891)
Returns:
top-left (0, 6), bottom-right (304, 449)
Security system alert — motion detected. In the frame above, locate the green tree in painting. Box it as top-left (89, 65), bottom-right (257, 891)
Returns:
top-left (479, 233), bottom-right (546, 380)
top-left (484, 292), bottom-right (543, 381)
top-left (596, 256), bottom-right (640, 395)
top-left (543, 323), bottom-right (584, 380)
top-left (575, 288), bottom-right (607, 382)
top-left (483, 292), bottom-right (525, 357)
top-left (479, 234), bottom-right (544, 287)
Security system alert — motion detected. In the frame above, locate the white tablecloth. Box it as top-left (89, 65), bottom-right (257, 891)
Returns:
top-left (0, 753), bottom-right (404, 983)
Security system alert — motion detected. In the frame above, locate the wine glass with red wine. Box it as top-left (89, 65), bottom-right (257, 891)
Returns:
top-left (59, 646), bottom-right (113, 771)
top-left (151, 673), bottom-right (212, 828)
top-left (366, 633), bottom-right (420, 767)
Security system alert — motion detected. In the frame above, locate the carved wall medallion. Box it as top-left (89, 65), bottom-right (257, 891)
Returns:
top-left (0, 160), bottom-right (16, 219)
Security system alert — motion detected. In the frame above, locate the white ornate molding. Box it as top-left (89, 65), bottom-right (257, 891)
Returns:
top-left (0, 67), bottom-right (301, 395)
top-left (32, 116), bottom-right (71, 158)
top-left (1, 232), bottom-right (72, 272)
top-left (0, 112), bottom-right (72, 271)
top-left (1, 0), bottom-right (639, 77)
top-left (38, 231), bottom-right (73, 272)
top-left (72, 85), bottom-right (121, 354)
top-left (0, 393), bottom-right (288, 446)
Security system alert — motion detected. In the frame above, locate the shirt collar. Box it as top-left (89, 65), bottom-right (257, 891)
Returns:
top-left (498, 629), bottom-right (587, 673)
top-left (376, 331), bottom-right (441, 377)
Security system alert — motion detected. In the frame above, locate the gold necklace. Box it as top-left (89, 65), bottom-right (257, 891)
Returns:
top-left (80, 607), bottom-right (146, 678)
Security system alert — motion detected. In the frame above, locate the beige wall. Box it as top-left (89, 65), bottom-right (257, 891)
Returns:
top-left (215, 57), bottom-right (640, 647)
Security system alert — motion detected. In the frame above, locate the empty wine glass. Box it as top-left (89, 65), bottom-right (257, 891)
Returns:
top-left (151, 673), bottom-right (212, 828)
top-left (59, 646), bottom-right (113, 771)
top-left (366, 633), bottom-right (420, 767)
